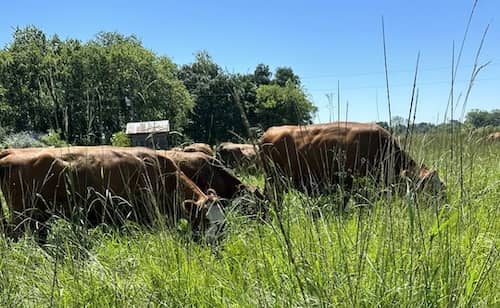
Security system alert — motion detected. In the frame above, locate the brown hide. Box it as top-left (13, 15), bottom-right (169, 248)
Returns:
top-left (182, 143), bottom-right (214, 156)
top-left (486, 132), bottom-right (500, 142)
top-left (159, 150), bottom-right (264, 200)
top-left (260, 122), bottom-right (444, 198)
top-left (216, 142), bottom-right (258, 169)
top-left (0, 146), bottom-right (218, 234)
top-left (158, 150), bottom-right (266, 217)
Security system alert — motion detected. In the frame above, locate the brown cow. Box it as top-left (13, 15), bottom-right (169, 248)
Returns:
top-left (486, 132), bottom-right (500, 142)
top-left (0, 146), bottom-right (225, 241)
top-left (260, 122), bottom-right (445, 204)
top-left (158, 150), bottom-right (266, 217)
top-left (182, 143), bottom-right (214, 156)
top-left (216, 142), bottom-right (258, 169)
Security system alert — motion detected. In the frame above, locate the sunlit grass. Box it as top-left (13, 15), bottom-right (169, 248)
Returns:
top-left (0, 133), bottom-right (498, 306)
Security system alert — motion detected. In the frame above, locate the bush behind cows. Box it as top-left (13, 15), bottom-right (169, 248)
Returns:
top-left (0, 132), bottom-right (498, 306)
top-left (0, 129), bottom-right (68, 149)
top-left (39, 129), bottom-right (69, 147)
top-left (0, 131), bottom-right (45, 148)
top-left (110, 131), bottom-right (132, 147)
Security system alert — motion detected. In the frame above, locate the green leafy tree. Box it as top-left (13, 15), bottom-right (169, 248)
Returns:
top-left (0, 26), bottom-right (52, 132)
top-left (253, 64), bottom-right (272, 86)
top-left (75, 32), bottom-right (193, 144)
top-left (273, 67), bottom-right (300, 86)
top-left (466, 109), bottom-right (500, 127)
top-left (0, 27), bottom-right (193, 145)
top-left (234, 65), bottom-right (315, 134)
top-left (255, 81), bottom-right (317, 129)
top-left (179, 51), bottom-right (249, 144)
top-left (0, 27), bottom-right (317, 145)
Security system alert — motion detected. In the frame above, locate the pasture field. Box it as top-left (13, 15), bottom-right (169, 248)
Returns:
top-left (0, 131), bottom-right (499, 307)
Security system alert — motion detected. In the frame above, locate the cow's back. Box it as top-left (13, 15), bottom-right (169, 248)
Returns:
top-left (0, 146), bottom-right (181, 227)
top-left (0, 148), bottom-right (69, 217)
top-left (160, 150), bottom-right (243, 199)
top-left (217, 142), bottom-right (258, 169)
top-left (487, 132), bottom-right (500, 142)
top-left (183, 143), bottom-right (214, 156)
top-left (261, 122), bottom-right (400, 181)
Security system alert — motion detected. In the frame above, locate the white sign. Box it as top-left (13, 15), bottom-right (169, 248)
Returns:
top-left (126, 120), bottom-right (170, 134)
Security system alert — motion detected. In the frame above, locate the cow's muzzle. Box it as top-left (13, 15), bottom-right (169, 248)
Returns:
top-left (204, 202), bottom-right (226, 244)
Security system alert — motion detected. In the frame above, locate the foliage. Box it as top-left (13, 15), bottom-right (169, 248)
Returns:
top-left (0, 26), bottom-right (193, 145)
top-left (253, 63), bottom-right (272, 86)
top-left (39, 129), bottom-right (69, 147)
top-left (273, 66), bottom-right (301, 86)
top-left (1, 132), bottom-right (45, 148)
top-left (377, 110), bottom-right (500, 136)
top-left (0, 28), bottom-right (318, 146)
top-left (110, 131), bottom-right (131, 147)
top-left (255, 81), bottom-right (317, 129)
top-left (178, 52), bottom-right (316, 144)
top-left (178, 52), bottom-right (248, 144)
top-left (466, 109), bottom-right (500, 127)
top-left (0, 126), bottom-right (8, 144)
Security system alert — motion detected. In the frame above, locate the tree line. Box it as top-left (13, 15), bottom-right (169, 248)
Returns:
top-left (375, 109), bottom-right (500, 135)
top-left (0, 26), bottom-right (317, 145)
top-left (1, 27), bottom-right (496, 147)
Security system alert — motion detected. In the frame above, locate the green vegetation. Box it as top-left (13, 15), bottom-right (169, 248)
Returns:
top-left (375, 110), bottom-right (500, 135)
top-left (466, 109), bottom-right (500, 128)
top-left (0, 27), bottom-right (315, 145)
top-left (0, 130), bottom-right (68, 149)
top-left (0, 131), bottom-right (45, 148)
top-left (178, 52), bottom-right (315, 144)
top-left (39, 129), bottom-right (69, 147)
top-left (110, 131), bottom-right (131, 147)
top-left (0, 133), bottom-right (498, 306)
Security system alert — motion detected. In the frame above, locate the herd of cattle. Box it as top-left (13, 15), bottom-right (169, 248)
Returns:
top-left (3, 121), bottom-right (491, 242)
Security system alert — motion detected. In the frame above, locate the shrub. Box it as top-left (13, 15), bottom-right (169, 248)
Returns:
top-left (111, 131), bottom-right (131, 147)
top-left (0, 127), bottom-right (8, 148)
top-left (0, 126), bottom-right (8, 141)
top-left (39, 129), bottom-right (69, 147)
top-left (2, 132), bottom-right (45, 148)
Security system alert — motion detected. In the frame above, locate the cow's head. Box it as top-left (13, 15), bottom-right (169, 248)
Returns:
top-left (401, 166), bottom-right (446, 196)
top-left (182, 189), bottom-right (226, 243)
top-left (415, 168), bottom-right (446, 196)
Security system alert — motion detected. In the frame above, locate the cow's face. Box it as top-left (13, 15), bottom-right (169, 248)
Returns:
top-left (182, 192), bottom-right (226, 243)
top-left (417, 169), bottom-right (446, 195)
top-left (204, 202), bottom-right (226, 243)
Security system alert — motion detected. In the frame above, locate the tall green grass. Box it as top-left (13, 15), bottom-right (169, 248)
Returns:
top-left (0, 132), bottom-right (498, 306)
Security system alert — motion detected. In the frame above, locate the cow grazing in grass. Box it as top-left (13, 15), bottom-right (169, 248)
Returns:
top-left (182, 143), bottom-right (214, 156)
top-left (216, 142), bottom-right (258, 169)
top-left (158, 150), bottom-right (266, 217)
top-left (260, 122), bottom-right (445, 204)
top-left (0, 146), bottom-right (225, 241)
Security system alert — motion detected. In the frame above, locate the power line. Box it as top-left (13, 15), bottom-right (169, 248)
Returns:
top-left (307, 77), bottom-right (500, 92)
top-left (300, 62), bottom-right (499, 80)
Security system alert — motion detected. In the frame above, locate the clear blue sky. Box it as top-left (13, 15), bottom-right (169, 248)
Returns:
top-left (1, 0), bottom-right (499, 124)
